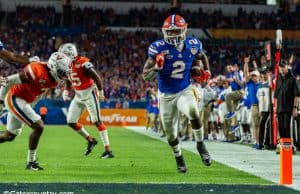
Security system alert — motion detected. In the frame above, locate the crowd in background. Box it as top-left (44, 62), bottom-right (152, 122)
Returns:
top-left (1, 5), bottom-right (299, 30)
top-left (1, 5), bottom-right (300, 104)
top-left (0, 28), bottom-right (158, 102)
top-left (3, 26), bottom-right (296, 102)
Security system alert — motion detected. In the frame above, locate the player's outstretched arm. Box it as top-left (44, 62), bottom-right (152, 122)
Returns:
top-left (0, 49), bottom-right (40, 65)
top-left (195, 51), bottom-right (210, 71)
top-left (84, 66), bottom-right (105, 100)
top-left (85, 67), bottom-right (103, 90)
top-left (192, 51), bottom-right (211, 82)
top-left (143, 57), bottom-right (158, 81)
top-left (243, 56), bottom-right (250, 83)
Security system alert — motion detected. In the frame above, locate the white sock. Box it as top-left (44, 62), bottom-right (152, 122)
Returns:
top-left (171, 144), bottom-right (182, 157)
top-left (99, 130), bottom-right (110, 147)
top-left (27, 149), bottom-right (37, 162)
top-left (77, 127), bottom-right (90, 138)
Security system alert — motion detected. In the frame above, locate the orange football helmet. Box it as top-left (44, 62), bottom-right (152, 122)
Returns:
top-left (162, 14), bottom-right (187, 46)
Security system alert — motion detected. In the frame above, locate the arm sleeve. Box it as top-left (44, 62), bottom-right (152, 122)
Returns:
top-left (147, 43), bottom-right (159, 59)
top-left (189, 38), bottom-right (203, 55)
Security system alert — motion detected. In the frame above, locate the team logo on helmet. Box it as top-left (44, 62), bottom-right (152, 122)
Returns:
top-left (162, 14), bottom-right (187, 46)
top-left (58, 43), bottom-right (78, 61)
top-left (47, 52), bottom-right (71, 82)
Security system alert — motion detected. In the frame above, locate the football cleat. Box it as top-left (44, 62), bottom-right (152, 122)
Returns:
top-left (225, 112), bottom-right (236, 120)
top-left (175, 155), bottom-right (187, 173)
top-left (197, 142), bottom-right (212, 166)
top-left (230, 125), bottom-right (239, 134)
top-left (85, 138), bottom-right (98, 156)
top-left (26, 161), bottom-right (44, 170)
top-left (100, 150), bottom-right (114, 159)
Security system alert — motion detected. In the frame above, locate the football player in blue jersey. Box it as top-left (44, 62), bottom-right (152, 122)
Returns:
top-left (143, 14), bottom-right (212, 173)
top-left (0, 40), bottom-right (39, 65)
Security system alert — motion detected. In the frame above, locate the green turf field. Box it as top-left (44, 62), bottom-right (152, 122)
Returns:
top-left (0, 125), bottom-right (270, 184)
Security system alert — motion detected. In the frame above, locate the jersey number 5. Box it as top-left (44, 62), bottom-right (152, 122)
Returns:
top-left (171, 61), bottom-right (185, 79)
top-left (70, 72), bottom-right (81, 87)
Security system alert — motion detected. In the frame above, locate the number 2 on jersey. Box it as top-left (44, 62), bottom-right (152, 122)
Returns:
top-left (171, 61), bottom-right (185, 79)
top-left (70, 72), bottom-right (81, 87)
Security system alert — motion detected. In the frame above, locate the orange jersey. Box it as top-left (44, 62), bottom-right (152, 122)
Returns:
top-left (70, 56), bottom-right (94, 90)
top-left (10, 62), bottom-right (58, 103)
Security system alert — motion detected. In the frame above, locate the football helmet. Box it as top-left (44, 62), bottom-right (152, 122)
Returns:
top-left (47, 52), bottom-right (71, 81)
top-left (58, 43), bottom-right (78, 61)
top-left (162, 14), bottom-right (187, 46)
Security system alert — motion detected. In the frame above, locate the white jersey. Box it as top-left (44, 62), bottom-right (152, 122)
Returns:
top-left (217, 86), bottom-right (232, 123)
top-left (195, 84), bottom-right (217, 110)
top-left (257, 81), bottom-right (270, 112)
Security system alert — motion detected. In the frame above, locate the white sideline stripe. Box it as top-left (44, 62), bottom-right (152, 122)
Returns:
top-left (125, 126), bottom-right (300, 191)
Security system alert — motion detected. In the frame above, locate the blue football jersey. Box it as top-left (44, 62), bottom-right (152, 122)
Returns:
top-left (0, 40), bottom-right (4, 51)
top-left (245, 80), bottom-right (261, 106)
top-left (148, 37), bottom-right (203, 94)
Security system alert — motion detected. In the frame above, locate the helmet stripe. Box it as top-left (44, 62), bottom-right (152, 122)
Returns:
top-left (171, 14), bottom-right (176, 26)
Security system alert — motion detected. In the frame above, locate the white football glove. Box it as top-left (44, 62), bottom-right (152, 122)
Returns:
top-left (62, 90), bottom-right (71, 101)
top-left (98, 89), bottom-right (105, 101)
top-left (29, 56), bottom-right (40, 63)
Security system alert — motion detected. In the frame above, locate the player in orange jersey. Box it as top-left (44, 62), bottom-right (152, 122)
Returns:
top-left (59, 43), bottom-right (113, 158)
top-left (0, 52), bottom-right (71, 170)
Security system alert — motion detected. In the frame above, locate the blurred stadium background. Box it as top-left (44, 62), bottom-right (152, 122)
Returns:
top-left (1, 0), bottom-right (300, 125)
top-left (0, 0), bottom-right (300, 193)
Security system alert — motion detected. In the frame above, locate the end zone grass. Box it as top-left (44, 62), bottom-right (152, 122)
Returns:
top-left (0, 125), bottom-right (270, 184)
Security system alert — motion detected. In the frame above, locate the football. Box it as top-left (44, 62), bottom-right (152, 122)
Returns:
top-left (190, 66), bottom-right (201, 76)
top-left (190, 61), bottom-right (201, 76)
